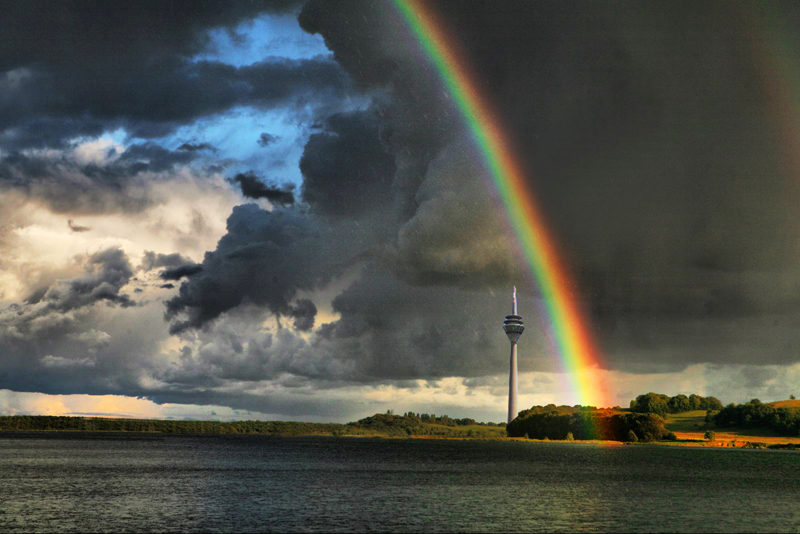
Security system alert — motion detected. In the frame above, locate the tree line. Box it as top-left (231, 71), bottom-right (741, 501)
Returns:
top-left (398, 412), bottom-right (502, 427)
top-left (506, 410), bottom-right (672, 442)
top-left (348, 413), bottom-right (506, 438)
top-left (713, 399), bottom-right (800, 437)
top-left (0, 415), bottom-right (347, 435)
top-left (0, 413), bottom-right (507, 438)
top-left (629, 393), bottom-right (722, 416)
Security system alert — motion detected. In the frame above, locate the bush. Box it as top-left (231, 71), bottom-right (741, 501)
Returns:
top-left (704, 430), bottom-right (716, 442)
top-left (664, 431), bottom-right (677, 441)
top-left (626, 430), bottom-right (639, 442)
top-left (565, 432), bottom-right (574, 441)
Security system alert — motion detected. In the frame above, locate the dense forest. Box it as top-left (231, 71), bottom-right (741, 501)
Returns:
top-left (506, 410), bottom-right (671, 442)
top-left (629, 393), bottom-right (722, 416)
top-left (0, 412), bottom-right (506, 438)
top-left (713, 399), bottom-right (800, 437)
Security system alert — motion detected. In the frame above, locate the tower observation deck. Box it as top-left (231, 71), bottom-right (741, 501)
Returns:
top-left (503, 287), bottom-right (524, 424)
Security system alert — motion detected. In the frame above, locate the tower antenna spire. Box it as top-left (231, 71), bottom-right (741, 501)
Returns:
top-left (513, 286), bottom-right (517, 315)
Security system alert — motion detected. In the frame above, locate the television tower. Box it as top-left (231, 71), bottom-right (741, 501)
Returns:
top-left (503, 286), bottom-right (525, 424)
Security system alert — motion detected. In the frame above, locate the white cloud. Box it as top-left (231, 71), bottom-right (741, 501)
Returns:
top-left (71, 134), bottom-right (125, 166)
top-left (41, 355), bottom-right (96, 368)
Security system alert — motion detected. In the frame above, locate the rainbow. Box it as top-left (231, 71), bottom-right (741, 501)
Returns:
top-left (393, 1), bottom-right (609, 407)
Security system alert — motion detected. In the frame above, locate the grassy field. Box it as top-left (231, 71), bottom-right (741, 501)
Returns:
top-left (771, 399), bottom-right (800, 409)
top-left (664, 409), bottom-right (800, 446)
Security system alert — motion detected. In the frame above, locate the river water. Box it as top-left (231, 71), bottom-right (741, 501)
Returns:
top-left (0, 434), bottom-right (798, 532)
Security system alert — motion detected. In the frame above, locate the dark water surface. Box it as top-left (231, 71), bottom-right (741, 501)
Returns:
top-left (0, 434), bottom-right (798, 533)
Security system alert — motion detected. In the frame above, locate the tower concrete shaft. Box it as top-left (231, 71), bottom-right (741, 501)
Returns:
top-left (503, 287), bottom-right (524, 424)
top-left (508, 342), bottom-right (518, 424)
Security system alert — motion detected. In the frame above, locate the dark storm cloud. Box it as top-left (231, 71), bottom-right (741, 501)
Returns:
top-left (0, 0), bottom-right (303, 73)
top-left (141, 251), bottom-right (196, 271)
top-left (299, 1), bottom-right (457, 221)
top-left (164, 108), bottom-right (402, 336)
top-left (388, 139), bottom-right (521, 289)
top-left (165, 204), bottom-right (361, 334)
top-left (178, 143), bottom-right (216, 153)
top-left (45, 248), bottom-right (136, 311)
top-left (160, 264), bottom-right (203, 281)
top-left (0, 0), bottom-right (350, 149)
top-left (298, 1), bottom-right (401, 88)
top-left (228, 172), bottom-right (295, 206)
top-left (257, 133), bottom-right (281, 147)
top-left (1, 248), bottom-right (136, 343)
top-left (101, 143), bottom-right (196, 175)
top-left (162, 2), bottom-right (559, 384)
top-left (288, 299), bottom-right (317, 332)
top-left (299, 111), bottom-right (396, 218)
top-left (312, 268), bottom-right (517, 380)
top-left (1, 57), bottom-right (352, 146)
top-left (294, 0), bottom-right (800, 372)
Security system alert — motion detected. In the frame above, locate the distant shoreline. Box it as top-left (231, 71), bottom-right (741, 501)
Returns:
top-left (0, 430), bottom-right (796, 451)
top-left (2, 399), bottom-right (798, 449)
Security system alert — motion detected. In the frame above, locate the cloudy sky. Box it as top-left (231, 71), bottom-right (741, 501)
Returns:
top-left (1, 0), bottom-right (799, 423)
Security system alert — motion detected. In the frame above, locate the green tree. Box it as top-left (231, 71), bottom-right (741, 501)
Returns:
top-left (689, 394), bottom-right (703, 411)
top-left (630, 393), bottom-right (670, 416)
top-left (626, 430), bottom-right (639, 443)
top-left (565, 432), bottom-right (574, 441)
top-left (668, 394), bottom-right (691, 413)
top-left (701, 397), bottom-right (723, 411)
top-left (704, 430), bottom-right (716, 442)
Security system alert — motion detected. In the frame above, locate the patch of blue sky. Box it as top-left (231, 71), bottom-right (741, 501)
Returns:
top-left (103, 128), bottom-right (128, 146)
top-left (194, 13), bottom-right (330, 67)
top-left (165, 110), bottom-right (295, 187)
top-left (165, 107), bottom-right (307, 186)
top-left (151, 88), bottom-right (374, 188)
top-left (120, 12), bottom-right (376, 192)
